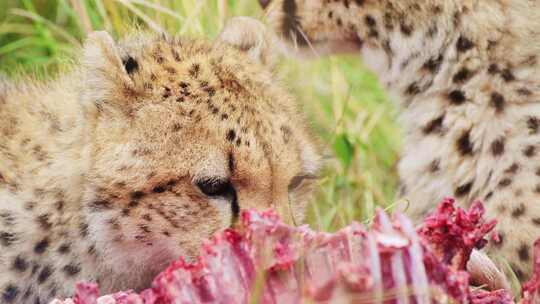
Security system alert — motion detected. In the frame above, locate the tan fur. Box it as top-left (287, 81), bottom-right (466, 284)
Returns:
top-left (0, 18), bottom-right (320, 303)
top-left (261, 0), bottom-right (540, 281)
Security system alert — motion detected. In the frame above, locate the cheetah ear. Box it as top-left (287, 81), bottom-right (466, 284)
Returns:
top-left (81, 31), bottom-right (132, 107)
top-left (217, 17), bottom-right (281, 67)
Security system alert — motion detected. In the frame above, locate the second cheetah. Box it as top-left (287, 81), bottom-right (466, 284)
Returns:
top-left (260, 0), bottom-right (540, 281)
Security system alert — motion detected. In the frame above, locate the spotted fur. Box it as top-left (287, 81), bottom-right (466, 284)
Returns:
top-left (0, 17), bottom-right (320, 303)
top-left (261, 0), bottom-right (540, 281)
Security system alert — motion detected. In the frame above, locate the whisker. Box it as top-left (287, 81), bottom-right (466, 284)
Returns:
top-left (297, 27), bottom-right (321, 58)
top-left (290, 29), bottom-right (299, 51)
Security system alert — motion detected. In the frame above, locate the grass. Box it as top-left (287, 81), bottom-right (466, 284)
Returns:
top-left (0, 0), bottom-right (400, 232)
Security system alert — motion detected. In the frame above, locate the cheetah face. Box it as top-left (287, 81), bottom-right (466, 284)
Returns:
top-left (259, 0), bottom-right (366, 57)
top-left (78, 18), bottom-right (320, 290)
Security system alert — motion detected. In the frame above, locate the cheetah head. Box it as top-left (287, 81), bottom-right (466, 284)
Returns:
top-left (78, 17), bottom-right (320, 291)
top-left (259, 0), bottom-right (368, 57)
top-left (259, 0), bottom-right (456, 59)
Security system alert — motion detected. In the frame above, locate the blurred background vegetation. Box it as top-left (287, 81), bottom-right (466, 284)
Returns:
top-left (0, 0), bottom-right (400, 231)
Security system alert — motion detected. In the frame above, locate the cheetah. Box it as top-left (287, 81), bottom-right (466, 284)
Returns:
top-left (259, 0), bottom-right (540, 282)
top-left (0, 17), bottom-right (320, 303)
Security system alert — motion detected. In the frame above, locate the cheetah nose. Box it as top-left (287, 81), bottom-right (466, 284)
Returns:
top-left (259, 0), bottom-right (271, 9)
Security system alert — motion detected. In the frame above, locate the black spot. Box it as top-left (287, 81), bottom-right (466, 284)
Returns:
top-left (423, 55), bottom-right (443, 73)
top-left (484, 191), bottom-right (494, 201)
top-left (456, 130), bottom-right (474, 155)
top-left (162, 86), bottom-right (171, 99)
top-left (498, 178), bottom-right (512, 188)
top-left (448, 90), bottom-right (466, 105)
top-left (455, 181), bottom-right (473, 197)
top-left (34, 238), bottom-right (49, 254)
top-left (0, 231), bottom-right (16, 247)
top-left (405, 82), bottom-right (420, 95)
top-left (456, 35), bottom-right (474, 52)
top-left (452, 67), bottom-right (472, 83)
top-left (491, 138), bottom-right (505, 156)
top-left (122, 56), bottom-right (139, 75)
top-left (501, 69), bottom-right (515, 82)
top-left (512, 204), bottom-right (526, 218)
top-left (58, 243), bottom-right (70, 254)
top-left (532, 218), bottom-right (540, 226)
top-left (524, 145), bottom-right (537, 158)
top-left (423, 115), bottom-right (445, 135)
top-left (504, 163), bottom-right (519, 174)
top-left (37, 265), bottom-right (52, 284)
top-left (128, 200), bottom-right (139, 208)
top-left (131, 191), bottom-right (145, 200)
top-left (152, 186), bottom-right (166, 193)
top-left (518, 244), bottom-right (530, 261)
top-left (12, 256), bottom-right (28, 272)
top-left (2, 284), bottom-right (18, 303)
top-left (429, 159), bottom-right (440, 173)
top-left (528, 117), bottom-right (539, 134)
top-left (63, 264), bottom-right (81, 277)
top-left (364, 15), bottom-right (376, 27)
top-left (226, 129), bottom-right (236, 142)
top-left (400, 23), bottom-right (413, 36)
top-left (488, 64), bottom-right (500, 74)
top-left (490, 92), bottom-right (505, 113)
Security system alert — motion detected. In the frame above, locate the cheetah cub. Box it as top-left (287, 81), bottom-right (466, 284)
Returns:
top-left (260, 0), bottom-right (540, 281)
top-left (0, 17), bottom-right (320, 303)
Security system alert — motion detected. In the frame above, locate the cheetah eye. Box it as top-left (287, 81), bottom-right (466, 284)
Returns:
top-left (196, 178), bottom-right (233, 197)
top-left (288, 174), bottom-right (318, 192)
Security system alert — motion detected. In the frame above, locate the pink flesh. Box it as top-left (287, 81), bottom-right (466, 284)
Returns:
top-left (54, 198), bottom-right (522, 304)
